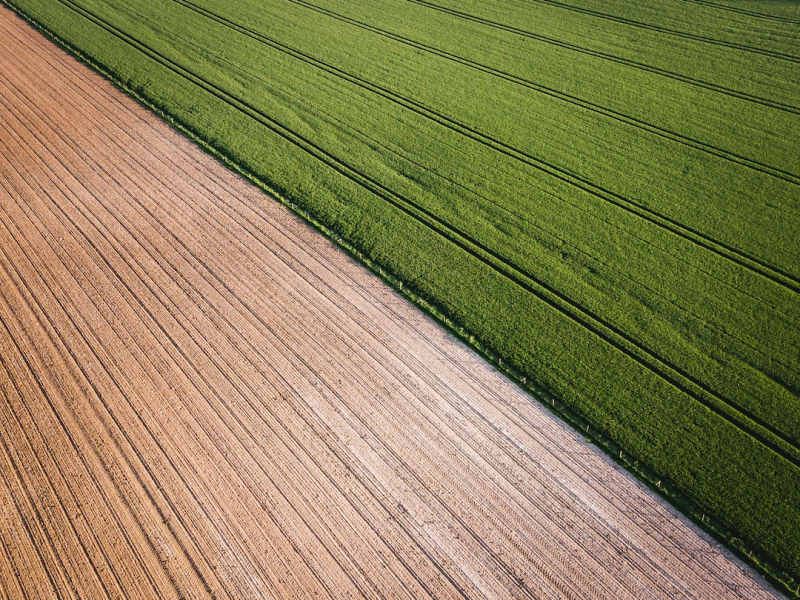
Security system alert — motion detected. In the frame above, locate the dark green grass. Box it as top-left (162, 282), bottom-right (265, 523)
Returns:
top-left (8, 0), bottom-right (799, 585)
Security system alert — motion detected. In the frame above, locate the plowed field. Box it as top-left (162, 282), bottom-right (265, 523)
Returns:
top-left (0, 7), bottom-right (782, 599)
top-left (5, 0), bottom-right (798, 579)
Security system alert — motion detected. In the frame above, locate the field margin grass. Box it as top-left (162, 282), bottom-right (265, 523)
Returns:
top-left (3, 1), bottom-right (795, 595)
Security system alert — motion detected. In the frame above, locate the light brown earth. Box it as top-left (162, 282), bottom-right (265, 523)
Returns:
top-left (0, 6), bottom-right (782, 599)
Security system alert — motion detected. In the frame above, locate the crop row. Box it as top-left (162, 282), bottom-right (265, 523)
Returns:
top-left (294, 0), bottom-right (800, 119)
top-left (485, 0), bottom-right (800, 61)
top-left (396, 0), bottom-right (800, 111)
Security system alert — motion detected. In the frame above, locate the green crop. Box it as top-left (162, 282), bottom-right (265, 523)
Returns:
top-left (8, 0), bottom-right (799, 582)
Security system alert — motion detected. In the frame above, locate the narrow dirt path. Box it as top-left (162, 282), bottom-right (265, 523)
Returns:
top-left (0, 6), bottom-right (781, 599)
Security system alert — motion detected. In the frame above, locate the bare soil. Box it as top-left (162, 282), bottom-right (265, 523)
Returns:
top-left (0, 7), bottom-right (781, 599)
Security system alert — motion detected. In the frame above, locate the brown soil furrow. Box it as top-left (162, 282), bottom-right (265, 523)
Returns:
top-left (0, 233), bottom-right (211, 599)
top-left (318, 262), bottom-right (736, 592)
top-left (0, 219), bottom-right (262, 600)
top-left (90, 170), bottom-right (591, 597)
top-left (0, 334), bottom-right (90, 600)
top-left (0, 500), bottom-right (26, 600)
top-left (94, 159), bottom-right (560, 596)
top-left (0, 141), bottom-right (424, 600)
top-left (0, 340), bottom-right (131, 600)
top-left (0, 210), bottom-right (194, 600)
top-left (32, 149), bottom-right (468, 596)
top-left (159, 198), bottom-right (672, 596)
top-left (0, 75), bottom-right (740, 596)
top-left (0, 400), bottom-right (63, 600)
top-left (84, 116), bottom-right (740, 592)
top-left (0, 96), bottom-right (736, 592)
top-left (0, 140), bottom-right (328, 599)
top-left (0, 532), bottom-right (21, 600)
top-left (4, 75), bottom-right (592, 596)
top-left (0, 141), bottom-right (262, 596)
top-left (101, 154), bottom-right (700, 596)
top-left (0, 25), bottom-right (752, 596)
top-left (0, 6), bottom-right (781, 598)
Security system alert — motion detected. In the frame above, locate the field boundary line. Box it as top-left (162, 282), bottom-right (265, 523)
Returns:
top-left (5, 3), bottom-right (799, 592)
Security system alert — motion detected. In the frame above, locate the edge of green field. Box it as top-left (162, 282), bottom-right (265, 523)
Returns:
top-left (5, 0), bottom-right (796, 595)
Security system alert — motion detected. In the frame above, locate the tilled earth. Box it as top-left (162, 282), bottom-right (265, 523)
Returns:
top-left (0, 6), bottom-right (781, 599)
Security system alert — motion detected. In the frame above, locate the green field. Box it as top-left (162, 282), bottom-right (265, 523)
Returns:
top-left (8, 0), bottom-right (799, 583)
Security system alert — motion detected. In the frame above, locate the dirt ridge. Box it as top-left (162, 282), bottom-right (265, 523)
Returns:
top-left (0, 7), bottom-right (781, 598)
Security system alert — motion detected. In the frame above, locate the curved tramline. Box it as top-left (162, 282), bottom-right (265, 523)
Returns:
top-left (466, 0), bottom-right (800, 62)
top-left (681, 0), bottom-right (800, 25)
top-left (397, 0), bottom-right (800, 114)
